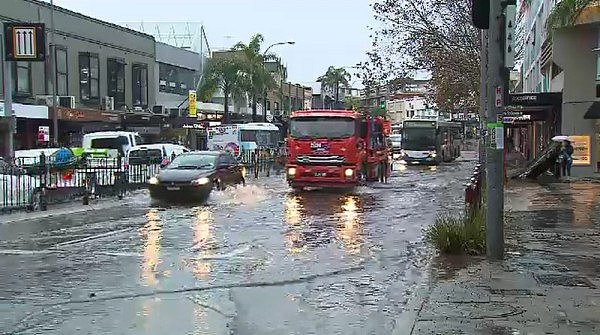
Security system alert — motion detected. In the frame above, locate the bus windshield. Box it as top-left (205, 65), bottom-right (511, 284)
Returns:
top-left (402, 128), bottom-right (437, 151)
top-left (290, 117), bottom-right (355, 139)
top-left (240, 130), bottom-right (279, 147)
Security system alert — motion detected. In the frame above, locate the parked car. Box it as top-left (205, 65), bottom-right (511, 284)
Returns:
top-left (148, 151), bottom-right (245, 203)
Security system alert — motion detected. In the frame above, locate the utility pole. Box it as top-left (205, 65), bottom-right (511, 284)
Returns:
top-left (479, 30), bottom-right (488, 182)
top-left (1, 31), bottom-right (14, 158)
top-left (485, 0), bottom-right (506, 260)
top-left (50, 0), bottom-right (58, 146)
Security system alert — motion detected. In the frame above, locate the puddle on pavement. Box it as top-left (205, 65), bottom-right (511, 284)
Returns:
top-left (430, 254), bottom-right (485, 281)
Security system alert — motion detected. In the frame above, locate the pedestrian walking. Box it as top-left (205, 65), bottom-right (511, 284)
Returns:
top-left (561, 140), bottom-right (574, 177)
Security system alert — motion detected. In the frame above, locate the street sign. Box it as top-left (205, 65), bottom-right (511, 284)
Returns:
top-left (504, 5), bottom-right (516, 68)
top-left (495, 86), bottom-right (503, 107)
top-left (188, 90), bottom-right (197, 118)
top-left (3, 23), bottom-right (46, 61)
top-left (38, 126), bottom-right (50, 143)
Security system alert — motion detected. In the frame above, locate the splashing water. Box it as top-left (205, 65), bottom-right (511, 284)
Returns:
top-left (209, 184), bottom-right (270, 207)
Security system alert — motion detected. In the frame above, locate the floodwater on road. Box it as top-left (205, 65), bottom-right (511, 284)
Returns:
top-left (0, 158), bottom-right (475, 335)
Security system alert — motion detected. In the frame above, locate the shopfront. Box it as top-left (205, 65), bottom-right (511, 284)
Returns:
top-left (167, 117), bottom-right (213, 150)
top-left (583, 101), bottom-right (600, 173)
top-left (53, 107), bottom-right (121, 146)
top-left (505, 93), bottom-right (562, 169)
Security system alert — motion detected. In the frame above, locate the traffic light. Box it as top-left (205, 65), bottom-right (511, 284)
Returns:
top-left (379, 101), bottom-right (386, 110)
top-left (471, 0), bottom-right (490, 29)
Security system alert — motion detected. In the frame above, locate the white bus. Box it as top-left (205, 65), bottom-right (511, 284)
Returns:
top-left (206, 123), bottom-right (280, 156)
top-left (400, 119), bottom-right (462, 165)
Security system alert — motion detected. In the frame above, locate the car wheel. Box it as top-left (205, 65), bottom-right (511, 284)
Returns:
top-left (214, 178), bottom-right (223, 191)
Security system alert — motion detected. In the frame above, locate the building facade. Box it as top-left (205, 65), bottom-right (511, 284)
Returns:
top-left (0, 0), bottom-right (158, 152)
top-left (516, 0), bottom-right (600, 176)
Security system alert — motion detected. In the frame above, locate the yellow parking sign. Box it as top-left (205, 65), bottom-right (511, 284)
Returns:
top-left (188, 90), bottom-right (197, 117)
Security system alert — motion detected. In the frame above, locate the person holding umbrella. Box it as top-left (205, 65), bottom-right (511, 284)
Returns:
top-left (561, 139), bottom-right (574, 177)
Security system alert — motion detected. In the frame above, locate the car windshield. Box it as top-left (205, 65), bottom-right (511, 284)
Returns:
top-left (290, 117), bottom-right (355, 139)
top-left (165, 154), bottom-right (216, 169)
top-left (402, 128), bottom-right (437, 151)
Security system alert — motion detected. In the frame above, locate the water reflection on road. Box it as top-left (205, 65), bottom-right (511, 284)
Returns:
top-left (0, 159), bottom-right (475, 334)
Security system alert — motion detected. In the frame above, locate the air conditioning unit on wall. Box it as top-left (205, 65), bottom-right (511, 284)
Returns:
top-left (58, 96), bottom-right (76, 109)
top-left (102, 96), bottom-right (115, 111)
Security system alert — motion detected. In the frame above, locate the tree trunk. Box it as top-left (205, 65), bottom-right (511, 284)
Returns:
top-left (335, 82), bottom-right (339, 109)
top-left (251, 94), bottom-right (257, 122)
top-left (224, 87), bottom-right (230, 124)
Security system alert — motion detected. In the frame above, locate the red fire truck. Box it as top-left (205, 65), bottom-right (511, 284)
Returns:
top-left (285, 109), bottom-right (389, 190)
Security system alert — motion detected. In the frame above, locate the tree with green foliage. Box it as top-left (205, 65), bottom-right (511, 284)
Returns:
top-left (344, 95), bottom-right (361, 111)
top-left (198, 57), bottom-right (248, 124)
top-left (546, 0), bottom-right (595, 31)
top-left (233, 34), bottom-right (281, 121)
top-left (368, 0), bottom-right (480, 111)
top-left (318, 66), bottom-right (352, 108)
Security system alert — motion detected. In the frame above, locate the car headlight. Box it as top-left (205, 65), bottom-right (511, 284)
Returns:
top-left (191, 177), bottom-right (210, 186)
top-left (344, 168), bottom-right (354, 177)
top-left (148, 176), bottom-right (159, 185)
top-left (430, 152), bottom-right (437, 158)
top-left (288, 167), bottom-right (297, 176)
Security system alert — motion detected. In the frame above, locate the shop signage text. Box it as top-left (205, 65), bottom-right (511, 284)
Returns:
top-left (571, 135), bottom-right (591, 166)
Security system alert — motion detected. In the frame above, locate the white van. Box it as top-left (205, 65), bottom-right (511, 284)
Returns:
top-left (126, 144), bottom-right (189, 183)
top-left (82, 131), bottom-right (143, 158)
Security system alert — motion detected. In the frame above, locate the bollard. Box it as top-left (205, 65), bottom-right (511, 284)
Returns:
top-left (82, 155), bottom-right (89, 205)
top-left (37, 152), bottom-right (48, 211)
top-left (116, 154), bottom-right (124, 200)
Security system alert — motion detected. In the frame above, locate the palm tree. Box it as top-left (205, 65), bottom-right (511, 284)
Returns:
top-left (232, 34), bottom-right (280, 121)
top-left (546, 0), bottom-right (595, 31)
top-left (317, 66), bottom-right (351, 109)
top-left (198, 57), bottom-right (248, 124)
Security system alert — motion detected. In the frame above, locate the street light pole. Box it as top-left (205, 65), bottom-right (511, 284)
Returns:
top-left (262, 41), bottom-right (294, 122)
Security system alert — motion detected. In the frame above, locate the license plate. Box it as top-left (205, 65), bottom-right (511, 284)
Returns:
top-left (314, 172), bottom-right (326, 177)
top-left (166, 186), bottom-right (180, 191)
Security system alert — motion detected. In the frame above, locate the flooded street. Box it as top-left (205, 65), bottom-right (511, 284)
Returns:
top-left (0, 159), bottom-right (474, 334)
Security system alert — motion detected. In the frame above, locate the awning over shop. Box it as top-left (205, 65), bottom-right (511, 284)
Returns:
top-left (584, 101), bottom-right (600, 119)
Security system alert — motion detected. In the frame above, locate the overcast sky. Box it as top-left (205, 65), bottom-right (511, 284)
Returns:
top-left (46, 0), bottom-right (376, 85)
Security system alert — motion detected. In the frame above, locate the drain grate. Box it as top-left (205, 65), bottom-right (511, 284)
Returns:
top-left (534, 274), bottom-right (596, 288)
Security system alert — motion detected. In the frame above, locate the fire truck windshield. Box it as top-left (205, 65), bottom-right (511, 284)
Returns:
top-left (290, 117), bottom-right (355, 139)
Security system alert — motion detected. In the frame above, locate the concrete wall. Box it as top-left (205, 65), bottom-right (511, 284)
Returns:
top-left (156, 42), bottom-right (202, 70)
top-left (553, 24), bottom-right (598, 176)
top-left (0, 0), bottom-right (156, 109)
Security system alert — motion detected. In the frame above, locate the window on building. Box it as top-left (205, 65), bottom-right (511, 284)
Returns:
top-left (159, 63), bottom-right (195, 95)
top-left (132, 63), bottom-right (148, 108)
top-left (55, 47), bottom-right (68, 96)
top-left (12, 61), bottom-right (31, 96)
top-left (107, 58), bottom-right (126, 108)
top-left (596, 54), bottom-right (600, 98)
top-left (79, 52), bottom-right (100, 102)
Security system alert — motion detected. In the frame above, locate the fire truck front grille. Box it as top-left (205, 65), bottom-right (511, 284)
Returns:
top-left (296, 155), bottom-right (344, 165)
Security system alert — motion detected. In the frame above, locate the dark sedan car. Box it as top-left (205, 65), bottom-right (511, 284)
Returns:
top-left (148, 151), bottom-right (245, 203)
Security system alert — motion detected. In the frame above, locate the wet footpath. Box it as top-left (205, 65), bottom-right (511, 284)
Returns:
top-left (407, 180), bottom-right (600, 334)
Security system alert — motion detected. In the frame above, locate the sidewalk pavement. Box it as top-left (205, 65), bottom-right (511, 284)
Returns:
top-left (405, 180), bottom-right (600, 334)
top-left (1, 190), bottom-right (148, 224)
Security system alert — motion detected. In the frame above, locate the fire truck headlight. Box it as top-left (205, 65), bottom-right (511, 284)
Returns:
top-left (288, 167), bottom-right (297, 176)
top-left (344, 168), bottom-right (354, 177)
